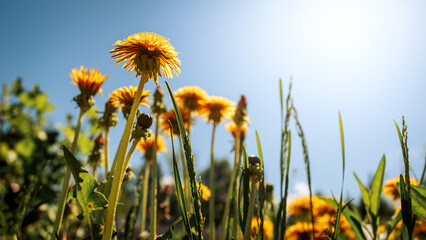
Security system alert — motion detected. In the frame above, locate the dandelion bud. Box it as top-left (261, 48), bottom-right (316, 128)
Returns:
top-left (151, 86), bottom-right (166, 115)
top-left (248, 155), bottom-right (260, 167)
top-left (233, 95), bottom-right (248, 126)
top-left (137, 113), bottom-right (153, 129)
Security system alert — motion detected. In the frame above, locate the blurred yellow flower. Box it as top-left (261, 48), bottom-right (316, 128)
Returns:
top-left (160, 108), bottom-right (192, 136)
top-left (174, 86), bottom-right (208, 112)
top-left (199, 96), bottom-right (235, 124)
top-left (250, 217), bottom-right (274, 239)
top-left (225, 122), bottom-right (247, 142)
top-left (383, 176), bottom-right (419, 202)
top-left (110, 32), bottom-right (181, 84)
top-left (136, 134), bottom-right (167, 160)
top-left (109, 86), bottom-right (152, 118)
top-left (182, 182), bottom-right (211, 201)
top-left (70, 66), bottom-right (108, 97)
top-left (285, 222), bottom-right (323, 240)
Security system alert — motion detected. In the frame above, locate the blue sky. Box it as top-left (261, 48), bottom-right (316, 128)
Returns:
top-left (1, 0), bottom-right (425, 201)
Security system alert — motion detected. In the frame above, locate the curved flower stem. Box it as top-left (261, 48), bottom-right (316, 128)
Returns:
top-left (220, 126), bottom-right (241, 240)
top-left (149, 115), bottom-right (160, 239)
top-left (52, 108), bottom-right (84, 239)
top-left (104, 127), bottom-right (110, 177)
top-left (139, 160), bottom-right (151, 235)
top-left (209, 123), bottom-right (217, 240)
top-left (243, 178), bottom-right (257, 240)
top-left (232, 127), bottom-right (242, 239)
top-left (102, 75), bottom-right (148, 240)
top-left (124, 138), bottom-right (140, 169)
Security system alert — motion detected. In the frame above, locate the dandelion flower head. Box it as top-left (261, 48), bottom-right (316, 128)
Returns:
top-left (70, 66), bottom-right (108, 97)
top-left (225, 122), bottom-right (247, 142)
top-left (199, 96), bottom-right (235, 124)
top-left (160, 108), bottom-right (192, 136)
top-left (136, 134), bottom-right (167, 160)
top-left (174, 86), bottom-right (208, 112)
top-left (383, 176), bottom-right (419, 202)
top-left (250, 217), bottom-right (274, 240)
top-left (285, 222), bottom-right (323, 240)
top-left (110, 32), bottom-right (181, 84)
top-left (109, 85), bottom-right (151, 118)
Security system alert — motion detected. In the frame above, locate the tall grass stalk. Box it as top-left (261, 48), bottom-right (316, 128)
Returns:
top-left (102, 74), bottom-right (148, 240)
top-left (149, 114), bottom-right (160, 239)
top-left (178, 136), bottom-right (192, 213)
top-left (333, 112), bottom-right (346, 239)
top-left (165, 81), bottom-right (203, 239)
top-left (209, 123), bottom-right (217, 240)
top-left (280, 130), bottom-right (291, 240)
top-left (52, 108), bottom-right (84, 239)
top-left (243, 177), bottom-right (257, 240)
top-left (292, 105), bottom-right (315, 240)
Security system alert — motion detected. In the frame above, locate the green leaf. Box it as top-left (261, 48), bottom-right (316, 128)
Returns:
top-left (62, 145), bottom-right (108, 219)
top-left (169, 121), bottom-right (193, 240)
top-left (410, 185), bottom-right (426, 220)
top-left (370, 155), bottom-right (386, 217)
top-left (399, 175), bottom-right (411, 240)
top-left (353, 173), bottom-right (370, 211)
top-left (155, 217), bottom-right (183, 240)
top-left (320, 197), bottom-right (366, 240)
top-left (15, 137), bottom-right (35, 158)
top-left (334, 112), bottom-right (346, 239)
top-left (385, 211), bottom-right (402, 240)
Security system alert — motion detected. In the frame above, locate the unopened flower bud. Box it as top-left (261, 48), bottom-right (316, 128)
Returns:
top-left (137, 113), bottom-right (153, 129)
top-left (265, 182), bottom-right (274, 193)
top-left (248, 155), bottom-right (260, 167)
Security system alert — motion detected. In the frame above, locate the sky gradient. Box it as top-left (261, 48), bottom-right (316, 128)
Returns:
top-left (1, 0), bottom-right (425, 201)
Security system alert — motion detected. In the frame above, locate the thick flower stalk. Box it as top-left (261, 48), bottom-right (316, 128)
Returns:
top-left (103, 32), bottom-right (180, 240)
top-left (52, 66), bottom-right (107, 239)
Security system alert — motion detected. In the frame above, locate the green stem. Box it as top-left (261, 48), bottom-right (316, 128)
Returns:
top-left (139, 160), bottom-right (151, 235)
top-left (104, 127), bottom-right (110, 177)
top-left (179, 136), bottom-right (192, 214)
top-left (243, 179), bottom-right (257, 240)
top-left (209, 123), bottom-right (217, 240)
top-left (232, 127), bottom-right (242, 239)
top-left (149, 115), bottom-right (160, 239)
top-left (52, 108), bottom-right (84, 239)
top-left (102, 75), bottom-right (147, 240)
top-left (219, 126), bottom-right (241, 240)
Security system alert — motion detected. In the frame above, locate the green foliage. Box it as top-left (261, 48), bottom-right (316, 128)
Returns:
top-left (0, 79), bottom-right (63, 239)
top-left (410, 185), bottom-right (426, 220)
top-left (62, 146), bottom-right (108, 239)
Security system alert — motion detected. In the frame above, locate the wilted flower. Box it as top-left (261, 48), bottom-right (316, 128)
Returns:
top-left (110, 32), bottom-right (181, 84)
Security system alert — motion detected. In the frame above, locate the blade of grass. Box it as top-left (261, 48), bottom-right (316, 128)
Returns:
top-left (165, 81), bottom-right (203, 239)
top-left (333, 112), bottom-right (346, 239)
top-left (256, 131), bottom-right (265, 240)
top-left (399, 175), bottom-right (412, 240)
top-left (280, 130), bottom-right (292, 240)
top-left (168, 121), bottom-right (193, 240)
top-left (385, 211), bottom-right (402, 240)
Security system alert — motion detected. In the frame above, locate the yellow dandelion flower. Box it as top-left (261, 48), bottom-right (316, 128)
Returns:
top-left (413, 218), bottom-right (426, 239)
top-left (285, 222), bottom-right (323, 240)
top-left (199, 96), bottom-right (235, 124)
top-left (225, 122), bottom-right (247, 142)
top-left (383, 176), bottom-right (419, 202)
top-left (136, 134), bottom-right (167, 160)
top-left (70, 66), bottom-right (108, 97)
top-left (250, 217), bottom-right (274, 240)
top-left (109, 85), bottom-right (152, 118)
top-left (288, 196), bottom-right (318, 217)
top-left (110, 32), bottom-right (181, 84)
top-left (199, 183), bottom-right (211, 201)
top-left (174, 86), bottom-right (208, 112)
top-left (160, 108), bottom-right (192, 136)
